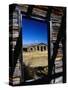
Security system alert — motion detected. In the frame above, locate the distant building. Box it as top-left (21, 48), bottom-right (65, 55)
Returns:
top-left (23, 43), bottom-right (48, 52)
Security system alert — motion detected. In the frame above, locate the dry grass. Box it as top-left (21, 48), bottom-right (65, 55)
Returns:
top-left (23, 51), bottom-right (48, 67)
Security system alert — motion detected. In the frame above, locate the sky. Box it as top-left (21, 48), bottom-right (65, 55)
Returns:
top-left (22, 17), bottom-right (48, 45)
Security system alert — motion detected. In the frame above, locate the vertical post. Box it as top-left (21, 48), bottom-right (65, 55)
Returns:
top-left (61, 8), bottom-right (66, 83)
top-left (35, 46), bottom-right (37, 51)
top-left (43, 46), bottom-right (44, 51)
top-left (46, 7), bottom-right (52, 83)
top-left (39, 46), bottom-right (41, 51)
